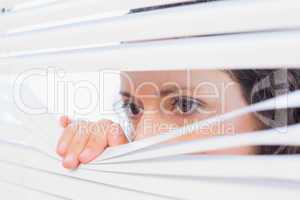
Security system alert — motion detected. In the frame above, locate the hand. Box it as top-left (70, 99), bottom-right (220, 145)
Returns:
top-left (56, 116), bottom-right (128, 169)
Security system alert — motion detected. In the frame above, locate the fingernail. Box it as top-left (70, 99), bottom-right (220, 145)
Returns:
top-left (63, 154), bottom-right (78, 169)
top-left (57, 143), bottom-right (67, 155)
top-left (79, 148), bottom-right (95, 163)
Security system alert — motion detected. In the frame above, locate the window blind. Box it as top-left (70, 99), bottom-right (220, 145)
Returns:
top-left (0, 0), bottom-right (300, 199)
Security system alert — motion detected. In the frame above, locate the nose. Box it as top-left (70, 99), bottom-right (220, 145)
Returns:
top-left (134, 112), bottom-right (163, 140)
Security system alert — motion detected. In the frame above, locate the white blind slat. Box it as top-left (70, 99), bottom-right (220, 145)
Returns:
top-left (2, 0), bottom-right (300, 55)
top-left (0, 180), bottom-right (66, 200)
top-left (97, 124), bottom-right (300, 164)
top-left (0, 161), bottom-right (168, 200)
top-left (2, 139), bottom-right (300, 182)
top-left (0, 152), bottom-right (300, 200)
top-left (1, 30), bottom-right (300, 73)
top-left (0, 0), bottom-right (184, 33)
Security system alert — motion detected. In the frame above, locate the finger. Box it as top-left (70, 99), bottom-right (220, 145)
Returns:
top-left (78, 131), bottom-right (107, 164)
top-left (60, 116), bottom-right (71, 128)
top-left (56, 124), bottom-right (76, 157)
top-left (78, 120), bottom-right (112, 164)
top-left (107, 122), bottom-right (128, 146)
top-left (63, 121), bottom-right (91, 169)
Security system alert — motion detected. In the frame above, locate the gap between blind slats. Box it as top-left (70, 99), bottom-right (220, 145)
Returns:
top-left (0, 0), bottom-right (184, 33)
top-left (94, 89), bottom-right (300, 161)
top-left (1, 91), bottom-right (300, 183)
top-left (1, 30), bottom-right (300, 73)
top-left (1, 0), bottom-right (300, 54)
top-left (1, 81), bottom-right (300, 163)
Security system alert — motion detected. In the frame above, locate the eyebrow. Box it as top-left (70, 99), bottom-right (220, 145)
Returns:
top-left (119, 91), bottom-right (131, 98)
top-left (159, 87), bottom-right (179, 97)
top-left (160, 85), bottom-right (192, 97)
top-left (120, 86), bottom-right (189, 98)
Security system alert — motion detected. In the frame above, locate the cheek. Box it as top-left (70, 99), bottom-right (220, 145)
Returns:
top-left (165, 113), bottom-right (260, 154)
top-left (229, 113), bottom-right (261, 133)
top-left (206, 114), bottom-right (259, 155)
top-left (165, 105), bottom-right (257, 141)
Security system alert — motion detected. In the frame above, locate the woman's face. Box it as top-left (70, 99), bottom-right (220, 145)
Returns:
top-left (120, 70), bottom-right (262, 155)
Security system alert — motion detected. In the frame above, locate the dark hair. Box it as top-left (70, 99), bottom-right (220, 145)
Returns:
top-left (229, 69), bottom-right (300, 154)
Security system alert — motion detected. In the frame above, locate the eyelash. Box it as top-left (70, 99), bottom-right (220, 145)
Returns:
top-left (120, 96), bottom-right (204, 118)
top-left (168, 96), bottom-right (203, 116)
top-left (122, 100), bottom-right (143, 119)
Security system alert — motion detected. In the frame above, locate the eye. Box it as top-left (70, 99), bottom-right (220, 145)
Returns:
top-left (122, 100), bottom-right (143, 118)
top-left (170, 96), bottom-right (202, 115)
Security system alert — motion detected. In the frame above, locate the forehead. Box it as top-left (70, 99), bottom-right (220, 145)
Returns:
top-left (120, 70), bottom-right (236, 95)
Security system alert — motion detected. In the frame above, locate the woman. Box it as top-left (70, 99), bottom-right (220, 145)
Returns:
top-left (56, 69), bottom-right (300, 169)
